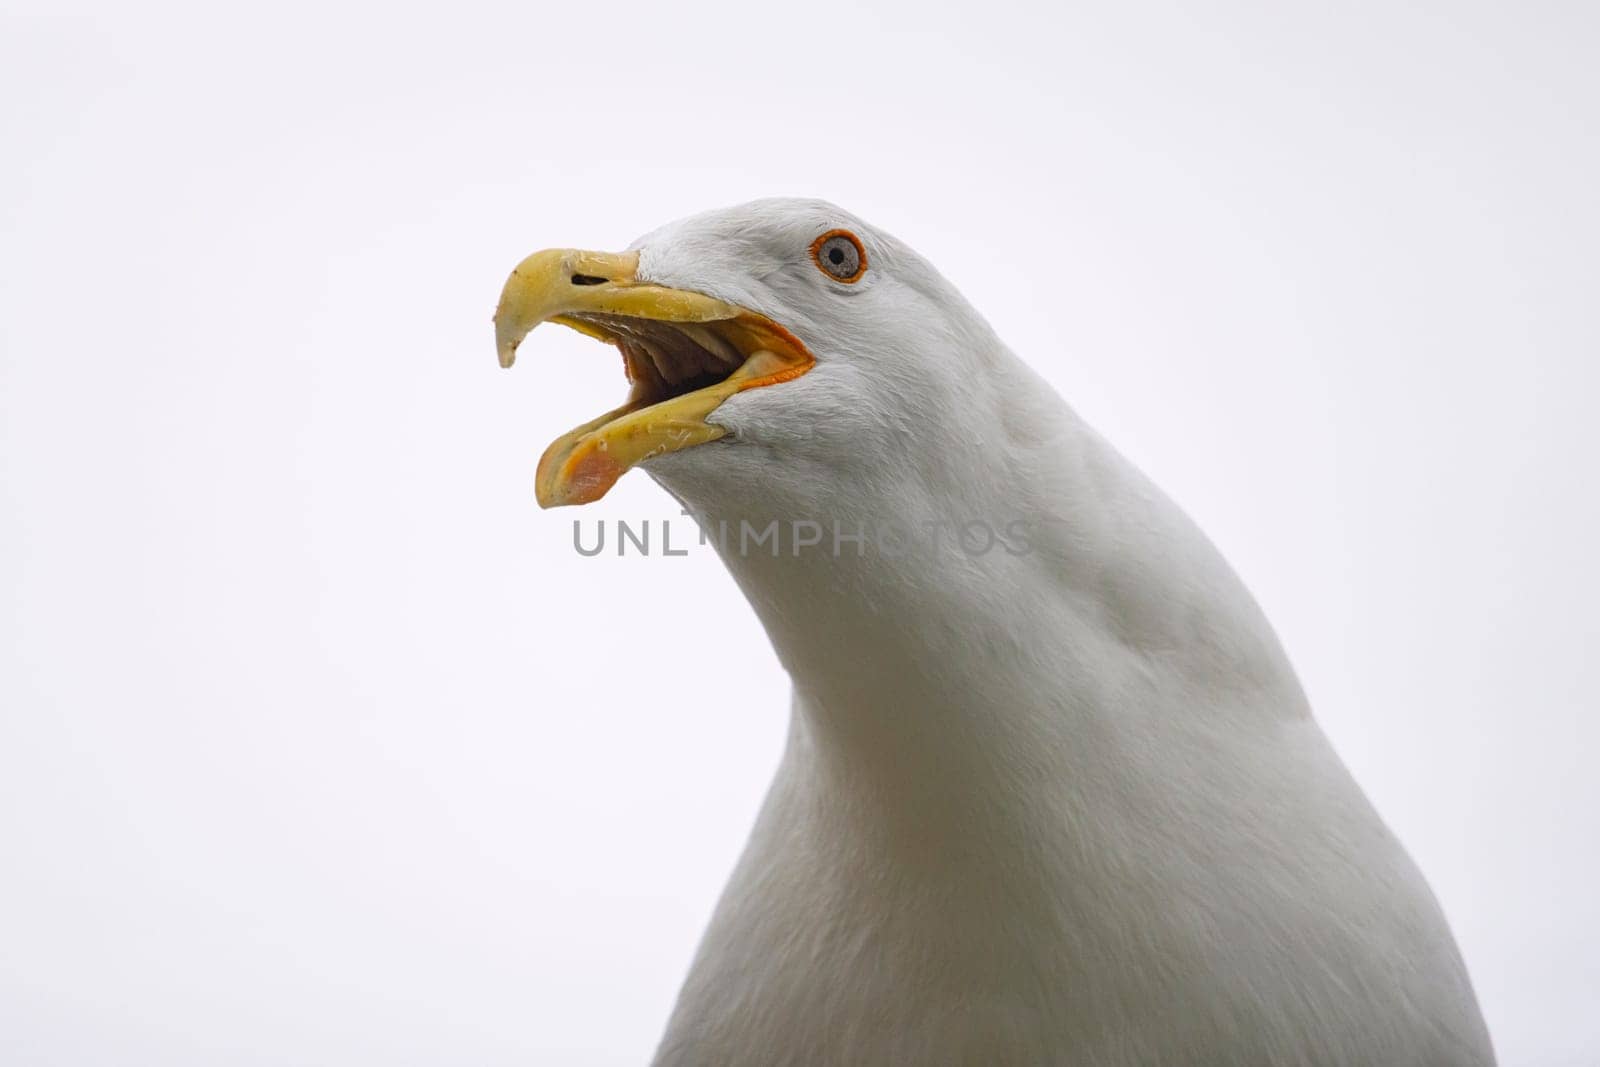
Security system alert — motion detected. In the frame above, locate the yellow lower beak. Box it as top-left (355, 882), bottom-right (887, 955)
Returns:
top-left (493, 249), bottom-right (814, 507)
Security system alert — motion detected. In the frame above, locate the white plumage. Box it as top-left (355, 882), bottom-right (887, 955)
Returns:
top-left (508, 199), bottom-right (1494, 1065)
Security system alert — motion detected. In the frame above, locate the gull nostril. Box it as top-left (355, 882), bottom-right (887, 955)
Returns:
top-left (570, 273), bottom-right (608, 286)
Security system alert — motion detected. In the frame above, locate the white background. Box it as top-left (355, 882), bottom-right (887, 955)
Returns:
top-left (3, 2), bottom-right (1596, 1063)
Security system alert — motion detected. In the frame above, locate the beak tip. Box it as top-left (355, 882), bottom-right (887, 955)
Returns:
top-left (494, 314), bottom-right (528, 368)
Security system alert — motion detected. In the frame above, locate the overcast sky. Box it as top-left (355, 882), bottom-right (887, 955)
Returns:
top-left (3, 2), bottom-right (1596, 1064)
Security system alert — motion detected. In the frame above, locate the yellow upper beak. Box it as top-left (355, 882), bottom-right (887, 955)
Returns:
top-left (493, 248), bottom-right (814, 508)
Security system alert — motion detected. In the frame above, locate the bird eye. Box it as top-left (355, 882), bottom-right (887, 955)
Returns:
top-left (810, 229), bottom-right (866, 283)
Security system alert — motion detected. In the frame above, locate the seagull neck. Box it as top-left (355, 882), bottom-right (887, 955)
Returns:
top-left (674, 477), bottom-right (1119, 805)
top-left (654, 399), bottom-right (1305, 813)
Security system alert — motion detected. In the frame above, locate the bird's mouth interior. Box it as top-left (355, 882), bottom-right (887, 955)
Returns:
top-left (521, 311), bottom-right (813, 507)
top-left (560, 311), bottom-right (784, 411)
top-left (539, 308), bottom-right (814, 446)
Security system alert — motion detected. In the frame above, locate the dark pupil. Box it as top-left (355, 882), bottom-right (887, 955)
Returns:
top-left (828, 246), bottom-right (846, 265)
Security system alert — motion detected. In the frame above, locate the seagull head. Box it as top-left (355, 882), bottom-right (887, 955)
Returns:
top-left (494, 198), bottom-right (1016, 511)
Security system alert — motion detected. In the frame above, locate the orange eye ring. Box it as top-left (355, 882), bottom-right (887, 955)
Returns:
top-left (810, 229), bottom-right (868, 283)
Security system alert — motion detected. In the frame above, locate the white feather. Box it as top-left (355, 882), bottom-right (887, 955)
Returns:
top-left (633, 199), bottom-right (1492, 1065)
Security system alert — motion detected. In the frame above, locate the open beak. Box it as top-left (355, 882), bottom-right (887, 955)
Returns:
top-left (494, 249), bottom-right (814, 508)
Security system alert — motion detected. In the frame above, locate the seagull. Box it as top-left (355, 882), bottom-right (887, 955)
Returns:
top-left (493, 199), bottom-right (1494, 1065)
